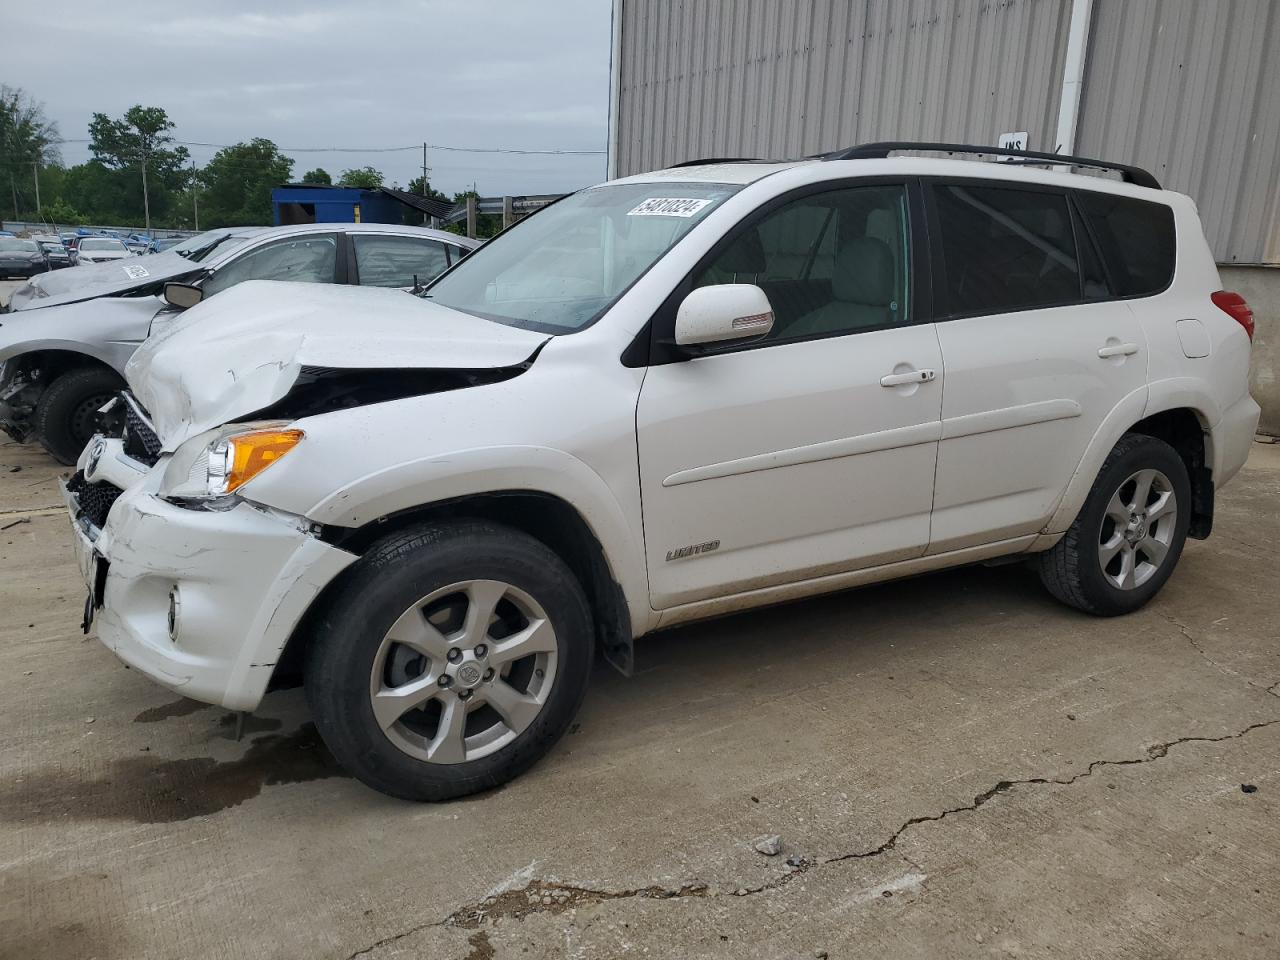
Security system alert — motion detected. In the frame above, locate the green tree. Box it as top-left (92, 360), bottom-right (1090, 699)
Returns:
top-left (301, 167), bottom-right (332, 185)
top-left (198, 138), bottom-right (294, 226)
top-left (407, 174), bottom-right (449, 203)
top-left (339, 165), bottom-right (384, 189)
top-left (87, 106), bottom-right (190, 224)
top-left (44, 198), bottom-right (83, 226)
top-left (60, 160), bottom-right (134, 223)
top-left (0, 85), bottom-right (60, 216)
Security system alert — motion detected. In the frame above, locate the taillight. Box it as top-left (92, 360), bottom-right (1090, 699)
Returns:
top-left (1212, 290), bottom-right (1254, 341)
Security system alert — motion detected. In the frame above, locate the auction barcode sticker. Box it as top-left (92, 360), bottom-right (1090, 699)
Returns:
top-left (121, 264), bottom-right (151, 280)
top-left (627, 197), bottom-right (712, 218)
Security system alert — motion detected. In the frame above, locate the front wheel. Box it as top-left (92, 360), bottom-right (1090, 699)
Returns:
top-left (34, 367), bottom-right (125, 465)
top-left (1039, 433), bottom-right (1191, 616)
top-left (305, 520), bottom-right (595, 801)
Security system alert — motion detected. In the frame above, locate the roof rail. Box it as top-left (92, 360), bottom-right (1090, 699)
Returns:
top-left (667, 157), bottom-right (769, 168)
top-left (820, 141), bottom-right (1161, 190)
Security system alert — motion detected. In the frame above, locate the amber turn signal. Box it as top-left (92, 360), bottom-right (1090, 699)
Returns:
top-left (214, 429), bottom-right (304, 495)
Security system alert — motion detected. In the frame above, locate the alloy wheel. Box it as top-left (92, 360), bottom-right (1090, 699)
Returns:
top-left (1097, 468), bottom-right (1177, 590)
top-left (369, 580), bottom-right (559, 764)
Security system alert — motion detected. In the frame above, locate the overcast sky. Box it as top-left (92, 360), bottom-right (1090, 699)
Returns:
top-left (5, 0), bottom-right (612, 197)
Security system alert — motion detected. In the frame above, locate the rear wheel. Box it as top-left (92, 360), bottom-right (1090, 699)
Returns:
top-left (34, 367), bottom-right (124, 465)
top-left (1039, 433), bottom-right (1191, 615)
top-left (305, 520), bottom-right (594, 801)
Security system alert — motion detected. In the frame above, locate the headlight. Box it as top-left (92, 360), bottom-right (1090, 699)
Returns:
top-left (161, 423), bottom-right (303, 501)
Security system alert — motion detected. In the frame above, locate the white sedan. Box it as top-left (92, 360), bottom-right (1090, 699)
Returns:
top-left (75, 237), bottom-right (131, 264)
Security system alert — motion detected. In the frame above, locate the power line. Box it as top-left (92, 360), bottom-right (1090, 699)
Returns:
top-left (51, 137), bottom-right (605, 156)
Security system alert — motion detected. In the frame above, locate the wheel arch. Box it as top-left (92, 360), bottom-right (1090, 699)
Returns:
top-left (271, 489), bottom-right (638, 694)
top-left (1043, 385), bottom-right (1216, 541)
top-left (4, 346), bottom-right (121, 383)
top-left (1124, 405), bottom-right (1214, 539)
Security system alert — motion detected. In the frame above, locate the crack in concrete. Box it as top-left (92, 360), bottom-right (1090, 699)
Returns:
top-left (343, 919), bottom-right (447, 960)
top-left (825, 718), bottom-right (1280, 865)
top-left (341, 880), bottom-right (709, 959)
top-left (341, 718), bottom-right (1280, 958)
top-left (1159, 610), bottom-right (1280, 700)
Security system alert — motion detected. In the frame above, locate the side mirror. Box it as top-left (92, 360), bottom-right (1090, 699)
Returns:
top-left (163, 282), bottom-right (204, 310)
top-left (675, 283), bottom-right (774, 349)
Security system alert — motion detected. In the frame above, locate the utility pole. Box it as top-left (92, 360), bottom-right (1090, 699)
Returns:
top-left (421, 143), bottom-right (430, 224)
top-left (191, 160), bottom-right (199, 231)
top-left (140, 140), bottom-right (151, 232)
top-left (31, 162), bottom-right (40, 216)
top-left (10, 176), bottom-right (17, 220)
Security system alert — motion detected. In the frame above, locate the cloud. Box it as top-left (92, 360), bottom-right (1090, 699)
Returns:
top-left (3, 0), bottom-right (611, 195)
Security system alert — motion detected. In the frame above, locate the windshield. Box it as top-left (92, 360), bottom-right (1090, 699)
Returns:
top-left (425, 181), bottom-right (741, 332)
top-left (39, 242), bottom-right (62, 253)
top-left (81, 238), bottom-right (126, 252)
top-left (0, 238), bottom-right (38, 252)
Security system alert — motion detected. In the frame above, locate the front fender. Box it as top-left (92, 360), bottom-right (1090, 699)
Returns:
top-left (0, 336), bottom-right (123, 372)
top-left (0, 297), bottom-right (157, 375)
top-left (246, 444), bottom-right (655, 637)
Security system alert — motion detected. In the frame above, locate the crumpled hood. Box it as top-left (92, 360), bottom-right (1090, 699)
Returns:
top-left (7, 251), bottom-right (200, 311)
top-left (126, 280), bottom-right (549, 450)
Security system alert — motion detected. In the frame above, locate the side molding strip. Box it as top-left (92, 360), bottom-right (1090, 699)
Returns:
top-left (940, 399), bottom-right (1082, 440)
top-left (663, 399), bottom-right (1081, 489)
top-left (663, 421), bottom-right (942, 487)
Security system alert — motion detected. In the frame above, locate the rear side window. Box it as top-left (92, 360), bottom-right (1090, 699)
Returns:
top-left (932, 184), bottom-right (1080, 316)
top-left (1076, 192), bottom-right (1175, 297)
top-left (353, 234), bottom-right (449, 288)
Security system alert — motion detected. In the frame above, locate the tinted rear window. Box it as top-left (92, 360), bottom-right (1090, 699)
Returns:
top-left (933, 184), bottom-right (1081, 316)
top-left (1076, 192), bottom-right (1175, 297)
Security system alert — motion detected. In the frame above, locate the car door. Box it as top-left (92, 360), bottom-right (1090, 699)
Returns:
top-left (149, 232), bottom-right (341, 337)
top-left (924, 180), bottom-right (1148, 554)
top-left (636, 181), bottom-right (944, 609)
top-left (200, 231), bottom-right (340, 297)
top-left (349, 232), bottom-right (454, 290)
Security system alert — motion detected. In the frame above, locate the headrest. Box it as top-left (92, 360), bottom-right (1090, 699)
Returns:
top-left (717, 228), bottom-right (766, 275)
top-left (833, 236), bottom-right (895, 305)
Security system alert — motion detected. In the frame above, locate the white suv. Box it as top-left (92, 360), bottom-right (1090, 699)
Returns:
top-left (63, 143), bottom-right (1260, 801)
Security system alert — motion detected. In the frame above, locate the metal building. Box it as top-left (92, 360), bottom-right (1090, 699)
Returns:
top-left (607, 0), bottom-right (1279, 265)
top-left (606, 0), bottom-right (1280, 430)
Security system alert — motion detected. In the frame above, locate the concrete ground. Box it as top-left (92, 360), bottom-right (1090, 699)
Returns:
top-left (1, 432), bottom-right (1278, 960)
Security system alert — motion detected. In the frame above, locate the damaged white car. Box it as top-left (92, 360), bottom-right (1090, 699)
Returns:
top-left (0, 223), bottom-right (478, 463)
top-left (64, 144), bottom-right (1260, 801)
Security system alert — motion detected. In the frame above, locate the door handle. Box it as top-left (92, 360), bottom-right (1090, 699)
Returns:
top-left (880, 368), bottom-right (936, 387)
top-left (1097, 342), bottom-right (1139, 359)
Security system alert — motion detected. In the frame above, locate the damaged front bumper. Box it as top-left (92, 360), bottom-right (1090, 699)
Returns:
top-left (62, 438), bottom-right (357, 711)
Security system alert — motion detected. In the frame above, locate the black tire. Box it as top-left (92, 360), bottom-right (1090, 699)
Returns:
top-left (34, 367), bottom-right (125, 465)
top-left (305, 520), bottom-right (595, 801)
top-left (1038, 433), bottom-right (1191, 616)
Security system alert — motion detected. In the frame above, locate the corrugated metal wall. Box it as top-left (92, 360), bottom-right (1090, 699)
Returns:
top-left (613, 0), bottom-right (1280, 263)
top-left (1076, 0), bottom-right (1280, 264)
top-left (614, 0), bottom-right (1071, 173)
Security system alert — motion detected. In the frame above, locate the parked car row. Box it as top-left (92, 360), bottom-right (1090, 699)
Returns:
top-left (0, 237), bottom-right (49, 278)
top-left (8, 144), bottom-right (1265, 803)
